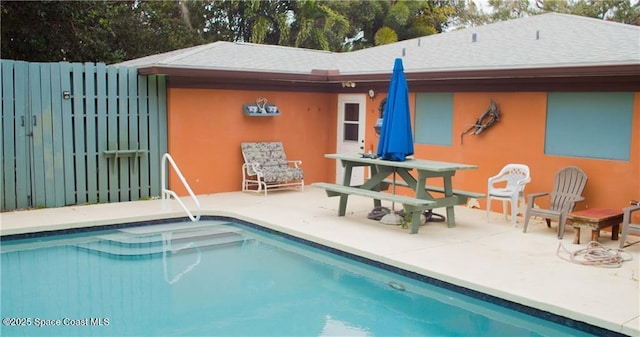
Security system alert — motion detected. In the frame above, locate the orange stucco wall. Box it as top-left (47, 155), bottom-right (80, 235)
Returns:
top-left (167, 88), bottom-right (337, 195)
top-left (168, 88), bottom-right (640, 221)
top-left (409, 92), bottom-right (640, 214)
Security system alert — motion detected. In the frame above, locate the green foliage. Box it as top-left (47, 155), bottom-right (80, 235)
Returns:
top-left (290, 0), bottom-right (350, 51)
top-left (488, 0), bottom-right (534, 21)
top-left (374, 0), bottom-right (461, 47)
top-left (1, 0), bottom-right (638, 63)
top-left (0, 0), bottom-right (204, 63)
top-left (374, 26), bottom-right (399, 45)
top-left (385, 1), bottom-right (411, 30)
top-left (326, 0), bottom-right (387, 50)
top-left (400, 212), bottom-right (411, 229)
top-left (535, 0), bottom-right (640, 24)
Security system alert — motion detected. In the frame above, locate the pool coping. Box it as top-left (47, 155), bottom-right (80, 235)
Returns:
top-left (2, 212), bottom-right (636, 337)
top-left (1, 190), bottom-right (638, 336)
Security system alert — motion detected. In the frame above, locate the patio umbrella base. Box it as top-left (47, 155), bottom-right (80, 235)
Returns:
top-left (367, 206), bottom-right (391, 220)
top-left (380, 212), bottom-right (404, 225)
top-left (380, 211), bottom-right (431, 226)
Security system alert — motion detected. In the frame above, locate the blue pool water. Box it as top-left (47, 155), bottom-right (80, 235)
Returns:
top-left (1, 218), bottom-right (602, 336)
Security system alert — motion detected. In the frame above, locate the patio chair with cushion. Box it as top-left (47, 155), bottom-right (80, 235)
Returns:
top-left (241, 142), bottom-right (304, 195)
top-left (486, 164), bottom-right (531, 227)
top-left (523, 166), bottom-right (587, 239)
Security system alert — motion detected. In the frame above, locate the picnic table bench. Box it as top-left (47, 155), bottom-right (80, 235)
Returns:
top-left (312, 182), bottom-right (435, 233)
top-left (383, 179), bottom-right (485, 204)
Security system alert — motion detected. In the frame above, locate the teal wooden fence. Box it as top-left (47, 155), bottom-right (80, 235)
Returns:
top-left (0, 60), bottom-right (168, 211)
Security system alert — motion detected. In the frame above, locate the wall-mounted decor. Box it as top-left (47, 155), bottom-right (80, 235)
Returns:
top-left (243, 97), bottom-right (280, 116)
top-left (460, 99), bottom-right (500, 144)
top-left (374, 97), bottom-right (387, 135)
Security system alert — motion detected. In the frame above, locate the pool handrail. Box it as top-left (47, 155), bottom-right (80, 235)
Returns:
top-left (161, 153), bottom-right (201, 221)
top-left (162, 232), bottom-right (202, 284)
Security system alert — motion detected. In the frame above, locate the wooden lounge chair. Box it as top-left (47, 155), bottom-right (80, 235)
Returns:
top-left (241, 142), bottom-right (304, 195)
top-left (523, 166), bottom-right (587, 239)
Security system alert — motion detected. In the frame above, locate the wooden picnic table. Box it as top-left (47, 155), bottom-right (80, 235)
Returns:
top-left (313, 153), bottom-right (484, 234)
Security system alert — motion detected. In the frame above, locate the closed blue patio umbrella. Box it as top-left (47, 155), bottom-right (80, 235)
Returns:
top-left (377, 58), bottom-right (414, 224)
top-left (377, 58), bottom-right (414, 161)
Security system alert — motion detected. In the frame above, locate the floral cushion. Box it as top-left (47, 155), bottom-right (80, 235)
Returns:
top-left (241, 142), bottom-right (304, 183)
top-left (261, 164), bottom-right (304, 183)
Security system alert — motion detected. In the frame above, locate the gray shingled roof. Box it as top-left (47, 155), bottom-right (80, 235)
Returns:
top-left (118, 42), bottom-right (336, 74)
top-left (117, 13), bottom-right (640, 76)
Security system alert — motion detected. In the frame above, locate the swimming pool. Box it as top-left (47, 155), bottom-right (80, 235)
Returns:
top-left (1, 218), bottom-right (605, 336)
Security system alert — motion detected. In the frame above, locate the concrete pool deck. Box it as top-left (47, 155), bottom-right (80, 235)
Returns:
top-left (1, 186), bottom-right (638, 336)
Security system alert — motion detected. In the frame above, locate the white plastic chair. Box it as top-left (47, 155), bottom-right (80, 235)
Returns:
top-left (487, 164), bottom-right (531, 227)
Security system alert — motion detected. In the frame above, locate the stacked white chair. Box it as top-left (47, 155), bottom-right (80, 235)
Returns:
top-left (487, 164), bottom-right (531, 227)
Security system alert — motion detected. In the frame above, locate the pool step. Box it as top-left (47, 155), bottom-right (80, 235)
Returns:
top-left (117, 220), bottom-right (234, 236)
top-left (76, 222), bottom-right (250, 257)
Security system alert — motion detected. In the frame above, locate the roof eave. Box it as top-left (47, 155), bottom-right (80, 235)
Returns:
top-left (137, 66), bottom-right (336, 82)
top-left (139, 64), bottom-right (640, 92)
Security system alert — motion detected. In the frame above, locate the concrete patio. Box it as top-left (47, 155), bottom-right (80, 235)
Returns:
top-left (1, 186), bottom-right (638, 336)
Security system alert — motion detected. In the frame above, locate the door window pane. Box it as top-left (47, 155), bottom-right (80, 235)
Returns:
top-left (343, 123), bottom-right (358, 141)
top-left (345, 103), bottom-right (359, 122)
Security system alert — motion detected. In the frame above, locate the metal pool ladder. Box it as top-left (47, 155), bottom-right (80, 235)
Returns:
top-left (162, 232), bottom-right (202, 285)
top-left (161, 153), bottom-right (201, 221)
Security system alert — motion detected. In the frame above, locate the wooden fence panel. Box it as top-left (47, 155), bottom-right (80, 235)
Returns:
top-left (96, 63), bottom-right (109, 204)
top-left (0, 64), bottom-right (5, 209)
top-left (128, 69), bottom-right (140, 201)
top-left (14, 62), bottom-right (31, 210)
top-left (72, 62), bottom-right (87, 204)
top-left (1, 61), bottom-right (12, 210)
top-left (84, 62), bottom-right (98, 204)
top-left (148, 75), bottom-right (168, 197)
top-left (0, 60), bottom-right (167, 211)
top-left (118, 67), bottom-right (130, 202)
top-left (29, 62), bottom-right (47, 208)
top-left (1, 61), bottom-right (15, 210)
top-left (106, 66), bottom-right (118, 203)
top-left (39, 63), bottom-right (57, 208)
top-left (50, 63), bottom-right (66, 207)
top-left (59, 62), bottom-right (75, 206)
top-left (148, 76), bottom-right (161, 197)
top-left (137, 76), bottom-right (150, 199)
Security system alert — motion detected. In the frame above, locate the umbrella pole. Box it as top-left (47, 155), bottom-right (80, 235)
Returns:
top-left (381, 168), bottom-right (403, 225)
top-left (391, 169), bottom-right (396, 211)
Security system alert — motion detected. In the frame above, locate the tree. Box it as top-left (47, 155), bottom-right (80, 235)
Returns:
top-left (288, 0), bottom-right (350, 51)
top-left (412, 0), bottom-right (460, 34)
top-left (2, 0), bottom-right (638, 63)
top-left (488, 0), bottom-right (536, 21)
top-left (456, 0), bottom-right (493, 27)
top-left (0, 0), bottom-right (205, 63)
top-left (1, 1), bottom-right (132, 62)
top-left (468, 0), bottom-right (640, 25)
top-left (202, 0), bottom-right (292, 45)
top-left (374, 0), bottom-right (464, 45)
top-left (324, 0), bottom-right (388, 51)
top-left (374, 26), bottom-right (399, 45)
top-left (131, 1), bottom-right (205, 59)
top-left (535, 0), bottom-right (640, 24)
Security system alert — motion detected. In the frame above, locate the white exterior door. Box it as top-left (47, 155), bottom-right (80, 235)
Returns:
top-left (336, 95), bottom-right (366, 185)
